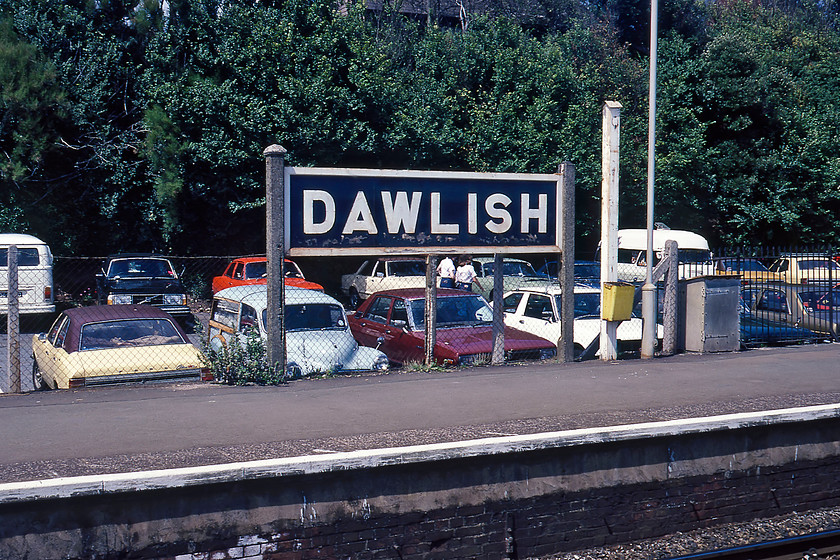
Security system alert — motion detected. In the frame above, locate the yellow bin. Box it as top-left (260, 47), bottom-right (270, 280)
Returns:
top-left (601, 282), bottom-right (635, 321)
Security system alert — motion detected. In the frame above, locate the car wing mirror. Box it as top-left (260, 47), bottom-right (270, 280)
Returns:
top-left (392, 319), bottom-right (407, 329)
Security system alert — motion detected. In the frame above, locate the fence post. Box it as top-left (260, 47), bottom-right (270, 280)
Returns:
top-left (491, 253), bottom-right (504, 365)
top-left (6, 246), bottom-right (20, 393)
top-left (661, 240), bottom-right (678, 356)
top-left (264, 145), bottom-right (287, 374)
top-left (425, 255), bottom-right (438, 367)
top-left (559, 162), bottom-right (575, 362)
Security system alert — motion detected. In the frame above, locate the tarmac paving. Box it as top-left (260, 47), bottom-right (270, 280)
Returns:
top-left (1, 342), bottom-right (839, 485)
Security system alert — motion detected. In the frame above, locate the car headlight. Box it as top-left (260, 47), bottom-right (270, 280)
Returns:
top-left (539, 348), bottom-right (557, 360)
top-left (108, 294), bottom-right (132, 305)
top-left (373, 354), bottom-right (389, 371)
top-left (164, 293), bottom-right (186, 305)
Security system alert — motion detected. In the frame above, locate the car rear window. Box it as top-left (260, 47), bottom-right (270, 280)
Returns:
top-left (1, 248), bottom-right (40, 267)
top-left (79, 318), bottom-right (185, 351)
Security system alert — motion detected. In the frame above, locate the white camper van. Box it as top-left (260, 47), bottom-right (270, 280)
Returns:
top-left (605, 228), bottom-right (716, 282)
top-left (0, 233), bottom-right (55, 314)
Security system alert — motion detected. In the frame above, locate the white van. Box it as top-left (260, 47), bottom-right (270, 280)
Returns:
top-left (0, 233), bottom-right (55, 314)
top-left (603, 228), bottom-right (716, 282)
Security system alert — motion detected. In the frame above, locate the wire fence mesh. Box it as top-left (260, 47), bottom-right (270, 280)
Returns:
top-left (3, 247), bottom-right (839, 393)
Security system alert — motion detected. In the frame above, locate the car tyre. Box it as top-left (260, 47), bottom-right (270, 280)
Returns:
top-left (32, 360), bottom-right (49, 391)
top-left (349, 289), bottom-right (361, 310)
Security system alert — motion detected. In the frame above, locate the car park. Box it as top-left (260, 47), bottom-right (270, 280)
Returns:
top-left (347, 288), bottom-right (556, 367)
top-left (31, 304), bottom-right (209, 390)
top-left (95, 254), bottom-right (191, 319)
top-left (502, 284), bottom-right (662, 358)
top-left (0, 233), bottom-right (55, 314)
top-left (341, 257), bottom-right (428, 308)
top-left (211, 256), bottom-right (324, 294)
top-left (208, 285), bottom-right (389, 377)
top-left (768, 253), bottom-right (840, 285)
top-left (744, 283), bottom-right (840, 338)
top-left (470, 256), bottom-right (558, 301)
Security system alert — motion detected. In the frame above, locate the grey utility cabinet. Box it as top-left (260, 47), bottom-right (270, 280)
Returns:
top-left (679, 275), bottom-right (741, 353)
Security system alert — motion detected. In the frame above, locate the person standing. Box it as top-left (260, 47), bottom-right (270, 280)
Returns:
top-left (455, 256), bottom-right (483, 292)
top-left (437, 255), bottom-right (456, 288)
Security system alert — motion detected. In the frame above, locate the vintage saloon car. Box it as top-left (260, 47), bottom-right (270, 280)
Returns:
top-left (768, 253), bottom-right (840, 285)
top-left (470, 256), bottom-right (558, 301)
top-left (341, 257), bottom-right (428, 308)
top-left (31, 305), bottom-right (209, 390)
top-left (347, 288), bottom-right (556, 367)
top-left (95, 254), bottom-right (191, 318)
top-left (208, 285), bottom-right (389, 377)
top-left (211, 256), bottom-right (324, 294)
top-left (744, 283), bottom-right (840, 338)
top-left (502, 284), bottom-right (662, 359)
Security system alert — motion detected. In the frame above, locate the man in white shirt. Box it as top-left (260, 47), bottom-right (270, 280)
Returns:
top-left (437, 255), bottom-right (456, 288)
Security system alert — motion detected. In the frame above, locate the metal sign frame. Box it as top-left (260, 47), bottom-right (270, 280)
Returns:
top-left (284, 167), bottom-right (561, 257)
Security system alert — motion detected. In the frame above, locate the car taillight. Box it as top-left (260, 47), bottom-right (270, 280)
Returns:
top-left (44, 286), bottom-right (52, 301)
top-left (201, 368), bottom-right (214, 382)
top-left (68, 378), bottom-right (86, 388)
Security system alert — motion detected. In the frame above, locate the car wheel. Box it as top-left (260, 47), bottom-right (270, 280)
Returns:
top-left (349, 289), bottom-right (361, 309)
top-left (573, 344), bottom-right (584, 361)
top-left (32, 360), bottom-right (49, 391)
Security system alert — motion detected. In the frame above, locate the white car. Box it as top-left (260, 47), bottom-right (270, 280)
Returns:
top-left (208, 285), bottom-right (389, 377)
top-left (340, 257), bottom-right (428, 308)
top-left (502, 284), bottom-right (662, 359)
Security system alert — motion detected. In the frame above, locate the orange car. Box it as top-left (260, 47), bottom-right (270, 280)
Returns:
top-left (211, 257), bottom-right (323, 294)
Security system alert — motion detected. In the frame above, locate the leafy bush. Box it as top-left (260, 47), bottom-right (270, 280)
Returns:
top-left (204, 329), bottom-right (289, 385)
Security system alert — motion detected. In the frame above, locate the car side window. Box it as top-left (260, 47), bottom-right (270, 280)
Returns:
top-left (503, 293), bottom-right (523, 313)
top-left (757, 290), bottom-right (788, 313)
top-left (239, 304), bottom-right (259, 332)
top-left (211, 298), bottom-right (240, 329)
top-left (390, 299), bottom-right (408, 326)
top-left (48, 316), bottom-right (68, 346)
top-left (524, 294), bottom-right (552, 320)
top-left (233, 263), bottom-right (244, 280)
top-left (54, 318), bottom-right (69, 349)
top-left (364, 297), bottom-right (391, 324)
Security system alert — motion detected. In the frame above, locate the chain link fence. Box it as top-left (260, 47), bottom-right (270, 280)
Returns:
top-left (4, 248), bottom-right (839, 393)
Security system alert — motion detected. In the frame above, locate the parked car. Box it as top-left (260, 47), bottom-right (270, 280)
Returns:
top-left (713, 257), bottom-right (784, 284)
top-left (31, 304), bottom-right (210, 390)
top-left (738, 297), bottom-right (814, 348)
top-left (768, 253), bottom-right (840, 285)
top-left (535, 260), bottom-right (601, 287)
top-left (208, 285), bottom-right (389, 377)
top-left (744, 283), bottom-right (840, 338)
top-left (0, 233), bottom-right (55, 314)
top-left (95, 254), bottom-right (191, 318)
top-left (502, 284), bottom-right (662, 359)
top-left (471, 256), bottom-right (558, 301)
top-left (599, 228), bottom-right (717, 282)
top-left (211, 256), bottom-right (324, 294)
top-left (341, 257), bottom-right (428, 308)
top-left (347, 288), bottom-right (556, 367)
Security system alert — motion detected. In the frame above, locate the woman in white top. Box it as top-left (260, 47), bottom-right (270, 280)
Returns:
top-left (454, 256), bottom-right (483, 292)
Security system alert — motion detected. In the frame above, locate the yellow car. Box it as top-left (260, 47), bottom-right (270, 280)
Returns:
top-left (32, 304), bottom-right (211, 390)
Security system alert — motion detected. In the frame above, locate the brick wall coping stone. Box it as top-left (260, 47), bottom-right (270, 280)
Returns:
top-left (2, 402), bottom-right (838, 505)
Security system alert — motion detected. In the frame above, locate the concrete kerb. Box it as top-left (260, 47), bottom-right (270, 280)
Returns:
top-left (2, 402), bottom-right (839, 505)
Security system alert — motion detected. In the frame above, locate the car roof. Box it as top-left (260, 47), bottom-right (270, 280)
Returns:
top-left (616, 229), bottom-right (710, 251)
top-left (227, 256), bottom-right (296, 264)
top-left (214, 285), bottom-right (340, 307)
top-left (471, 256), bottom-right (530, 264)
top-left (504, 283), bottom-right (600, 296)
top-left (367, 288), bottom-right (479, 299)
top-left (59, 305), bottom-right (187, 354)
top-left (0, 233), bottom-right (48, 246)
top-left (106, 253), bottom-right (171, 260)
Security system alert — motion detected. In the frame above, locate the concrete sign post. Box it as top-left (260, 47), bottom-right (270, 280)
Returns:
top-left (600, 101), bottom-right (622, 361)
top-left (6, 246), bottom-right (20, 393)
top-left (559, 162), bottom-right (575, 362)
top-left (264, 145), bottom-right (287, 373)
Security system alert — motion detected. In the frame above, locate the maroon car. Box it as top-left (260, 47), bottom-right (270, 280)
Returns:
top-left (348, 288), bottom-right (556, 366)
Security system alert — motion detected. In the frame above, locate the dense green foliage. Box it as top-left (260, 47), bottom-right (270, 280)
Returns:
top-left (1, 0), bottom-right (839, 254)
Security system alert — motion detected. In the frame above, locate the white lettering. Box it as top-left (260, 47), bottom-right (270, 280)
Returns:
top-left (430, 192), bottom-right (459, 234)
top-left (303, 190), bottom-right (336, 234)
top-left (485, 194), bottom-right (512, 234)
top-left (381, 191), bottom-right (422, 234)
top-left (520, 193), bottom-right (548, 234)
top-left (468, 193), bottom-right (478, 234)
top-left (342, 192), bottom-right (378, 234)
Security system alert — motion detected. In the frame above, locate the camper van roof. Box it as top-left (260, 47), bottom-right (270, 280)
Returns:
top-left (0, 233), bottom-right (48, 246)
top-left (617, 229), bottom-right (710, 251)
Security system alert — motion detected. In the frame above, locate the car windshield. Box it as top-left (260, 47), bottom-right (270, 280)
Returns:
top-left (798, 259), bottom-right (840, 271)
top-left (719, 259), bottom-right (769, 272)
top-left (483, 261), bottom-right (539, 277)
top-left (552, 293), bottom-right (602, 318)
top-left (79, 318), bottom-right (185, 351)
top-left (408, 295), bottom-right (493, 329)
top-left (574, 263), bottom-right (600, 278)
top-left (282, 304), bottom-right (347, 331)
top-left (108, 258), bottom-right (174, 278)
top-left (677, 249), bottom-right (713, 264)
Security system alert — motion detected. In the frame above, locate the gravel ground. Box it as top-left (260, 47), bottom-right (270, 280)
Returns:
top-left (539, 505), bottom-right (840, 559)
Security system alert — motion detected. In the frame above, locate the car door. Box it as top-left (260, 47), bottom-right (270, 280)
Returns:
top-left (351, 295), bottom-right (392, 350)
top-left (506, 293), bottom-right (553, 339)
top-left (381, 297), bottom-right (421, 364)
top-left (35, 314), bottom-right (71, 387)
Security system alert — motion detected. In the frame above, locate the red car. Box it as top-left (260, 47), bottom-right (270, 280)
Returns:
top-left (348, 288), bottom-right (556, 366)
top-left (211, 257), bottom-right (323, 294)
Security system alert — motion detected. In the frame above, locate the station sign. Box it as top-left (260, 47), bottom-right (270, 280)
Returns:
top-left (284, 167), bottom-right (561, 256)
